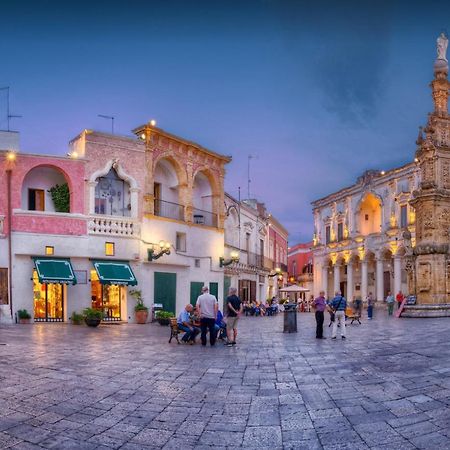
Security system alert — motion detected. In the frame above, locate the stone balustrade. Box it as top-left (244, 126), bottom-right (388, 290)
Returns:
top-left (88, 216), bottom-right (140, 238)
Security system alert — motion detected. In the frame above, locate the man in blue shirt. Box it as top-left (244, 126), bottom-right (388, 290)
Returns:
top-left (177, 304), bottom-right (200, 344)
top-left (330, 291), bottom-right (347, 340)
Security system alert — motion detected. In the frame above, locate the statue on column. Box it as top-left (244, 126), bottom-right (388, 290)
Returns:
top-left (437, 32), bottom-right (448, 61)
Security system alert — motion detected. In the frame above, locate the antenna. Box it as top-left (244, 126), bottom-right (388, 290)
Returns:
top-left (98, 114), bottom-right (115, 134)
top-left (0, 87), bottom-right (22, 131)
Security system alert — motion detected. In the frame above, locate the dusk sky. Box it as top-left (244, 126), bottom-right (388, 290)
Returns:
top-left (1, 0), bottom-right (450, 243)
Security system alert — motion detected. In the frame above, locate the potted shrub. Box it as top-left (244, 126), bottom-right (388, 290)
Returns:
top-left (155, 310), bottom-right (173, 326)
top-left (83, 307), bottom-right (103, 327)
top-left (70, 311), bottom-right (83, 325)
top-left (17, 309), bottom-right (31, 324)
top-left (130, 289), bottom-right (149, 324)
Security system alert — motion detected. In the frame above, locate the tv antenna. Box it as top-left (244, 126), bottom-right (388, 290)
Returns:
top-left (98, 114), bottom-right (115, 134)
top-left (0, 87), bottom-right (22, 131)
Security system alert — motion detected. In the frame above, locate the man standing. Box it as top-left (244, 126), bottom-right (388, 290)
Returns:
top-left (313, 291), bottom-right (327, 339)
top-left (177, 304), bottom-right (199, 344)
top-left (225, 287), bottom-right (242, 347)
top-left (330, 291), bottom-right (346, 340)
top-left (196, 286), bottom-right (218, 346)
top-left (386, 291), bottom-right (395, 316)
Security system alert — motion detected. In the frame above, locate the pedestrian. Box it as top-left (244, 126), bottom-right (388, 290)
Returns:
top-left (196, 286), bottom-right (219, 346)
top-left (330, 290), bottom-right (346, 340)
top-left (177, 304), bottom-right (200, 344)
top-left (225, 287), bottom-right (242, 347)
top-left (396, 290), bottom-right (405, 309)
top-left (313, 290), bottom-right (327, 339)
top-left (386, 291), bottom-right (395, 316)
top-left (367, 292), bottom-right (374, 319)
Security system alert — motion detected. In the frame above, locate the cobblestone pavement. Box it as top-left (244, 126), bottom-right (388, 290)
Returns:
top-left (1, 310), bottom-right (450, 449)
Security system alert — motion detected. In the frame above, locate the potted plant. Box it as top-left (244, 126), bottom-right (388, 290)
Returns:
top-left (70, 311), bottom-right (83, 325)
top-left (155, 310), bottom-right (174, 326)
top-left (17, 309), bottom-right (31, 324)
top-left (130, 289), bottom-right (149, 324)
top-left (83, 307), bottom-right (103, 327)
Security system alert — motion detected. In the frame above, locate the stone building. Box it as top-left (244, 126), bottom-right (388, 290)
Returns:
top-left (312, 166), bottom-right (418, 302)
top-left (288, 242), bottom-right (314, 294)
top-left (0, 123), bottom-right (231, 323)
top-left (223, 194), bottom-right (288, 305)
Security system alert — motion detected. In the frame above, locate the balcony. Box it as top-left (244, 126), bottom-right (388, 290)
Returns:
top-left (193, 208), bottom-right (218, 228)
top-left (154, 199), bottom-right (184, 221)
top-left (88, 216), bottom-right (140, 238)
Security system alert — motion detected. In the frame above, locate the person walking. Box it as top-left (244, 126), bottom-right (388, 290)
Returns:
top-left (196, 286), bottom-right (219, 346)
top-left (313, 291), bottom-right (327, 339)
top-left (396, 290), bottom-right (405, 309)
top-left (330, 291), bottom-right (346, 340)
top-left (386, 291), bottom-right (395, 316)
top-left (225, 287), bottom-right (242, 347)
top-left (367, 292), bottom-right (374, 319)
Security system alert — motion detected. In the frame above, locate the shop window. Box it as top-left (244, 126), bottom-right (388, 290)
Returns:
top-left (0, 268), bottom-right (8, 305)
top-left (105, 242), bottom-right (115, 256)
top-left (28, 189), bottom-right (45, 211)
top-left (337, 223), bottom-right (344, 241)
top-left (400, 205), bottom-right (408, 228)
top-left (325, 226), bottom-right (331, 244)
top-left (176, 232), bottom-right (187, 252)
top-left (33, 270), bottom-right (64, 322)
top-left (90, 269), bottom-right (121, 321)
top-left (45, 246), bottom-right (54, 256)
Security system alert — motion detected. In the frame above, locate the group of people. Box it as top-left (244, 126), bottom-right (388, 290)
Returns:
top-left (243, 298), bottom-right (280, 316)
top-left (312, 289), bottom-right (408, 340)
top-left (177, 286), bottom-right (242, 347)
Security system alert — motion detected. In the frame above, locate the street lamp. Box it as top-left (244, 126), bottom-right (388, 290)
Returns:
top-left (268, 267), bottom-right (281, 278)
top-left (220, 251), bottom-right (239, 268)
top-left (148, 240), bottom-right (171, 261)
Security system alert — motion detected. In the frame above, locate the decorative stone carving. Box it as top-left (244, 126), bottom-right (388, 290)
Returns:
top-left (417, 262), bottom-right (431, 292)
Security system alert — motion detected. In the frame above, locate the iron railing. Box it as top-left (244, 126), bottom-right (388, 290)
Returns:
top-left (154, 199), bottom-right (185, 221)
top-left (193, 208), bottom-right (218, 227)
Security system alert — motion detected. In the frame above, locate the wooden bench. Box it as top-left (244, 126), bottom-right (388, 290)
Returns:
top-left (345, 307), bottom-right (361, 324)
top-left (169, 317), bottom-right (181, 344)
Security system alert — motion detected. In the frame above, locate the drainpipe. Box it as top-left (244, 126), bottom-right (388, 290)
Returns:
top-left (6, 169), bottom-right (13, 320)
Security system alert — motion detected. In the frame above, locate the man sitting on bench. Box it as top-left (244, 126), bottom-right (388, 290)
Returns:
top-left (177, 304), bottom-right (200, 344)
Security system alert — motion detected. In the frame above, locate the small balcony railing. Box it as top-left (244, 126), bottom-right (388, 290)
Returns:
top-left (88, 216), bottom-right (140, 237)
top-left (154, 199), bottom-right (184, 221)
top-left (193, 208), bottom-right (218, 228)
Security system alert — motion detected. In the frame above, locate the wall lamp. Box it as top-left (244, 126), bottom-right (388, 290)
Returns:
top-left (220, 251), bottom-right (239, 267)
top-left (268, 267), bottom-right (282, 278)
top-left (148, 240), bottom-right (171, 261)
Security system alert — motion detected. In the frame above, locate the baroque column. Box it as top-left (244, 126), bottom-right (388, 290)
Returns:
top-left (376, 257), bottom-right (384, 302)
top-left (393, 256), bottom-right (402, 296)
top-left (321, 264), bottom-right (328, 298)
top-left (333, 263), bottom-right (341, 294)
top-left (347, 261), bottom-right (354, 301)
top-left (361, 260), bottom-right (368, 301)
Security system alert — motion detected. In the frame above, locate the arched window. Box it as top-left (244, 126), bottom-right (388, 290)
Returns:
top-left (358, 193), bottom-right (382, 236)
top-left (95, 169), bottom-right (130, 217)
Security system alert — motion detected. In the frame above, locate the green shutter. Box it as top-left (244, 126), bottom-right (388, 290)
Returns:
top-left (223, 276), bottom-right (231, 310)
top-left (154, 272), bottom-right (177, 314)
top-left (209, 282), bottom-right (219, 302)
top-left (190, 282), bottom-right (204, 306)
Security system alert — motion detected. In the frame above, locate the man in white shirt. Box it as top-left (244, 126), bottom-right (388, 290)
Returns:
top-left (196, 286), bottom-right (218, 346)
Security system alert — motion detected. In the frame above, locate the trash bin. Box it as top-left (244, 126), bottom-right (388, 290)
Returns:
top-left (283, 303), bottom-right (298, 333)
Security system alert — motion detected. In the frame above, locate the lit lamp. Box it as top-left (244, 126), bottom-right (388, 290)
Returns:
top-left (219, 251), bottom-right (239, 267)
top-left (148, 240), bottom-right (171, 261)
top-left (268, 267), bottom-right (281, 278)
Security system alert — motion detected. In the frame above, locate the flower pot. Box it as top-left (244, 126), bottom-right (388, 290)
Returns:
top-left (135, 310), bottom-right (149, 324)
top-left (19, 318), bottom-right (31, 324)
top-left (85, 317), bottom-right (101, 327)
top-left (158, 318), bottom-right (170, 326)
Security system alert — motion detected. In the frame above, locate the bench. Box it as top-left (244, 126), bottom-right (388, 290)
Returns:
top-left (169, 317), bottom-right (181, 344)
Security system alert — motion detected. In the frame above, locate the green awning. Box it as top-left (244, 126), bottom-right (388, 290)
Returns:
top-left (33, 258), bottom-right (77, 285)
top-left (92, 260), bottom-right (137, 286)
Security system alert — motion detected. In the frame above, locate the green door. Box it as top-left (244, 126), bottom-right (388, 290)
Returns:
top-left (190, 281), bottom-right (204, 306)
top-left (223, 276), bottom-right (231, 310)
top-left (154, 272), bottom-right (177, 314)
top-left (210, 282), bottom-right (219, 308)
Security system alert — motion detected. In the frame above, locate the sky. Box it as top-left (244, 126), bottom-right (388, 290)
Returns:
top-left (1, 0), bottom-right (450, 244)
